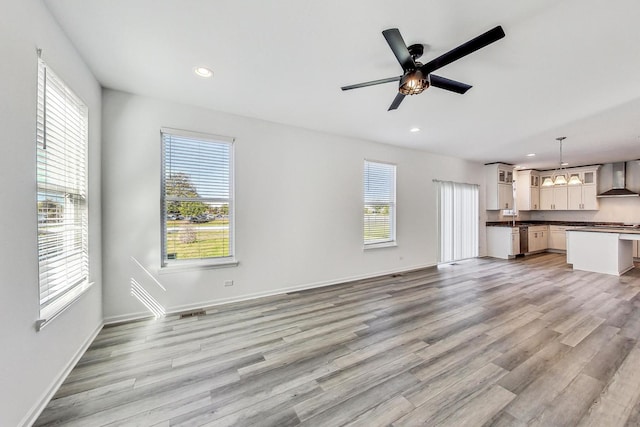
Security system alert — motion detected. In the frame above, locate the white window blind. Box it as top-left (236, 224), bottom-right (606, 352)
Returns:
top-left (36, 58), bottom-right (89, 327)
top-left (436, 180), bottom-right (479, 263)
top-left (364, 160), bottom-right (396, 245)
top-left (161, 129), bottom-right (234, 265)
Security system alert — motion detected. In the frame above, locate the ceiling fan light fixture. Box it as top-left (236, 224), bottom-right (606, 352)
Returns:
top-left (399, 70), bottom-right (428, 95)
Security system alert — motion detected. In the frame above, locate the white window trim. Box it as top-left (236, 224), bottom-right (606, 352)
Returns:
top-left (363, 241), bottom-right (398, 250)
top-left (36, 281), bottom-right (95, 331)
top-left (36, 56), bottom-right (91, 330)
top-left (158, 259), bottom-right (239, 274)
top-left (160, 127), bottom-right (237, 269)
top-left (363, 159), bottom-right (397, 249)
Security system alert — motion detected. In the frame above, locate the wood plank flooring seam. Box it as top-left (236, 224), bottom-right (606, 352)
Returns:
top-left (34, 254), bottom-right (640, 427)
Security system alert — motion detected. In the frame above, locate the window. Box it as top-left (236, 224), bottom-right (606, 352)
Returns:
top-left (364, 160), bottom-right (396, 246)
top-left (36, 58), bottom-right (89, 328)
top-left (161, 128), bottom-right (234, 266)
top-left (435, 180), bottom-right (479, 263)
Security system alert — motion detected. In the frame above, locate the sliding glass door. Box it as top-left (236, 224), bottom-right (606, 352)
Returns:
top-left (436, 180), bottom-right (479, 263)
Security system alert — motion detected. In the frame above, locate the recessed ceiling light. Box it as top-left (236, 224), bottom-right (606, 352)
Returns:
top-left (410, 127), bottom-right (420, 133)
top-left (526, 153), bottom-right (536, 157)
top-left (561, 162), bottom-right (569, 166)
top-left (194, 66), bottom-right (213, 78)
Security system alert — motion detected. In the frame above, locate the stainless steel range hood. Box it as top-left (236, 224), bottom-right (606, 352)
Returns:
top-left (598, 162), bottom-right (639, 198)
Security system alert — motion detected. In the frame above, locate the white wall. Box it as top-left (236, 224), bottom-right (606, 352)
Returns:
top-left (0, 1), bottom-right (102, 425)
top-left (102, 89), bottom-right (486, 322)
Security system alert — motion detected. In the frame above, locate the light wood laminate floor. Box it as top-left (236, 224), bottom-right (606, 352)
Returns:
top-left (36, 253), bottom-right (640, 426)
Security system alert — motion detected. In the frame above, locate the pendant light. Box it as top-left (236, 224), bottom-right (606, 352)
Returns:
top-left (542, 137), bottom-right (570, 187)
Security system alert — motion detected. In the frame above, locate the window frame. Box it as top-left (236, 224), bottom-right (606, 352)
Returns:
top-left (36, 57), bottom-right (91, 330)
top-left (160, 127), bottom-right (236, 269)
top-left (363, 159), bottom-right (397, 249)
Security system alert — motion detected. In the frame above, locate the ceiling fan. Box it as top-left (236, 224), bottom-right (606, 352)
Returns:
top-left (341, 25), bottom-right (505, 111)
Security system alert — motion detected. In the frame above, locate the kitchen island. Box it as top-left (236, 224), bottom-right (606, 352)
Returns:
top-left (567, 227), bottom-right (640, 276)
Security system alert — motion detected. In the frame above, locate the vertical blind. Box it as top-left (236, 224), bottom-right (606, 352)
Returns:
top-left (364, 160), bottom-right (396, 245)
top-left (36, 58), bottom-right (89, 322)
top-left (161, 130), bottom-right (233, 264)
top-left (437, 180), bottom-right (479, 263)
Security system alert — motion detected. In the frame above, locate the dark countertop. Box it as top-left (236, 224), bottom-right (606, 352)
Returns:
top-left (486, 221), bottom-right (631, 228)
top-left (568, 227), bottom-right (640, 235)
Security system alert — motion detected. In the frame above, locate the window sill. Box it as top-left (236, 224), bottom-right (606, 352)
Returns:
top-left (36, 280), bottom-right (95, 331)
top-left (159, 259), bottom-right (239, 274)
top-left (363, 241), bottom-right (398, 250)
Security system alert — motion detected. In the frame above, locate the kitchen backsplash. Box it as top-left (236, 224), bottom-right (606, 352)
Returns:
top-left (485, 196), bottom-right (640, 223)
top-left (529, 197), bottom-right (640, 223)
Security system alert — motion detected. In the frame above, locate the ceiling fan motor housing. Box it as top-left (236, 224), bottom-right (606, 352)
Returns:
top-left (407, 43), bottom-right (424, 60)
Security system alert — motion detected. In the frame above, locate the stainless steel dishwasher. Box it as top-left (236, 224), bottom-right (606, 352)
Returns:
top-left (519, 225), bottom-right (529, 254)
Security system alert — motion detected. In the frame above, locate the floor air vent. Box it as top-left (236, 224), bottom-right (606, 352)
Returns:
top-left (179, 310), bottom-right (206, 319)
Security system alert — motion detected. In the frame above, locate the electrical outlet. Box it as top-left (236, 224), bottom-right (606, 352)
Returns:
top-left (224, 280), bottom-right (234, 287)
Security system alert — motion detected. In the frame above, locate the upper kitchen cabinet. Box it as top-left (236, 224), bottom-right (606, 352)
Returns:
top-left (538, 165), bottom-right (600, 210)
top-left (540, 173), bottom-right (568, 210)
top-left (516, 170), bottom-right (540, 210)
top-left (485, 163), bottom-right (514, 210)
top-left (567, 166), bottom-right (600, 210)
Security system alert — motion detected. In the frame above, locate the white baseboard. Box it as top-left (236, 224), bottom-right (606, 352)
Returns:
top-left (105, 262), bottom-right (436, 325)
top-left (24, 263), bottom-right (438, 424)
top-left (103, 310), bottom-right (155, 326)
top-left (20, 321), bottom-right (104, 427)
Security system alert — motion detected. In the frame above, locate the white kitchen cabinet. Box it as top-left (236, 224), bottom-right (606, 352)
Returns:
top-left (485, 163), bottom-right (514, 210)
top-left (554, 187), bottom-right (568, 210)
top-left (499, 183), bottom-right (514, 210)
top-left (538, 166), bottom-right (599, 211)
top-left (549, 226), bottom-right (565, 250)
top-left (511, 229), bottom-right (521, 256)
top-left (548, 225), bottom-right (579, 250)
top-left (540, 186), bottom-right (552, 210)
top-left (516, 170), bottom-right (540, 210)
top-left (540, 182), bottom-right (568, 210)
top-left (528, 225), bottom-right (548, 252)
top-left (567, 167), bottom-right (600, 210)
top-left (487, 226), bottom-right (520, 259)
top-left (581, 185), bottom-right (599, 210)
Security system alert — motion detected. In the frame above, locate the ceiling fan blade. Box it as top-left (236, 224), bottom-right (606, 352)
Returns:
top-left (382, 28), bottom-right (416, 71)
top-left (429, 74), bottom-right (472, 94)
top-left (341, 76), bottom-right (401, 91)
top-left (421, 26), bottom-right (505, 74)
top-left (388, 93), bottom-right (405, 111)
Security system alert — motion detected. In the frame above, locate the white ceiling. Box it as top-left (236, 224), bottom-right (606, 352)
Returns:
top-left (44, 0), bottom-right (640, 170)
